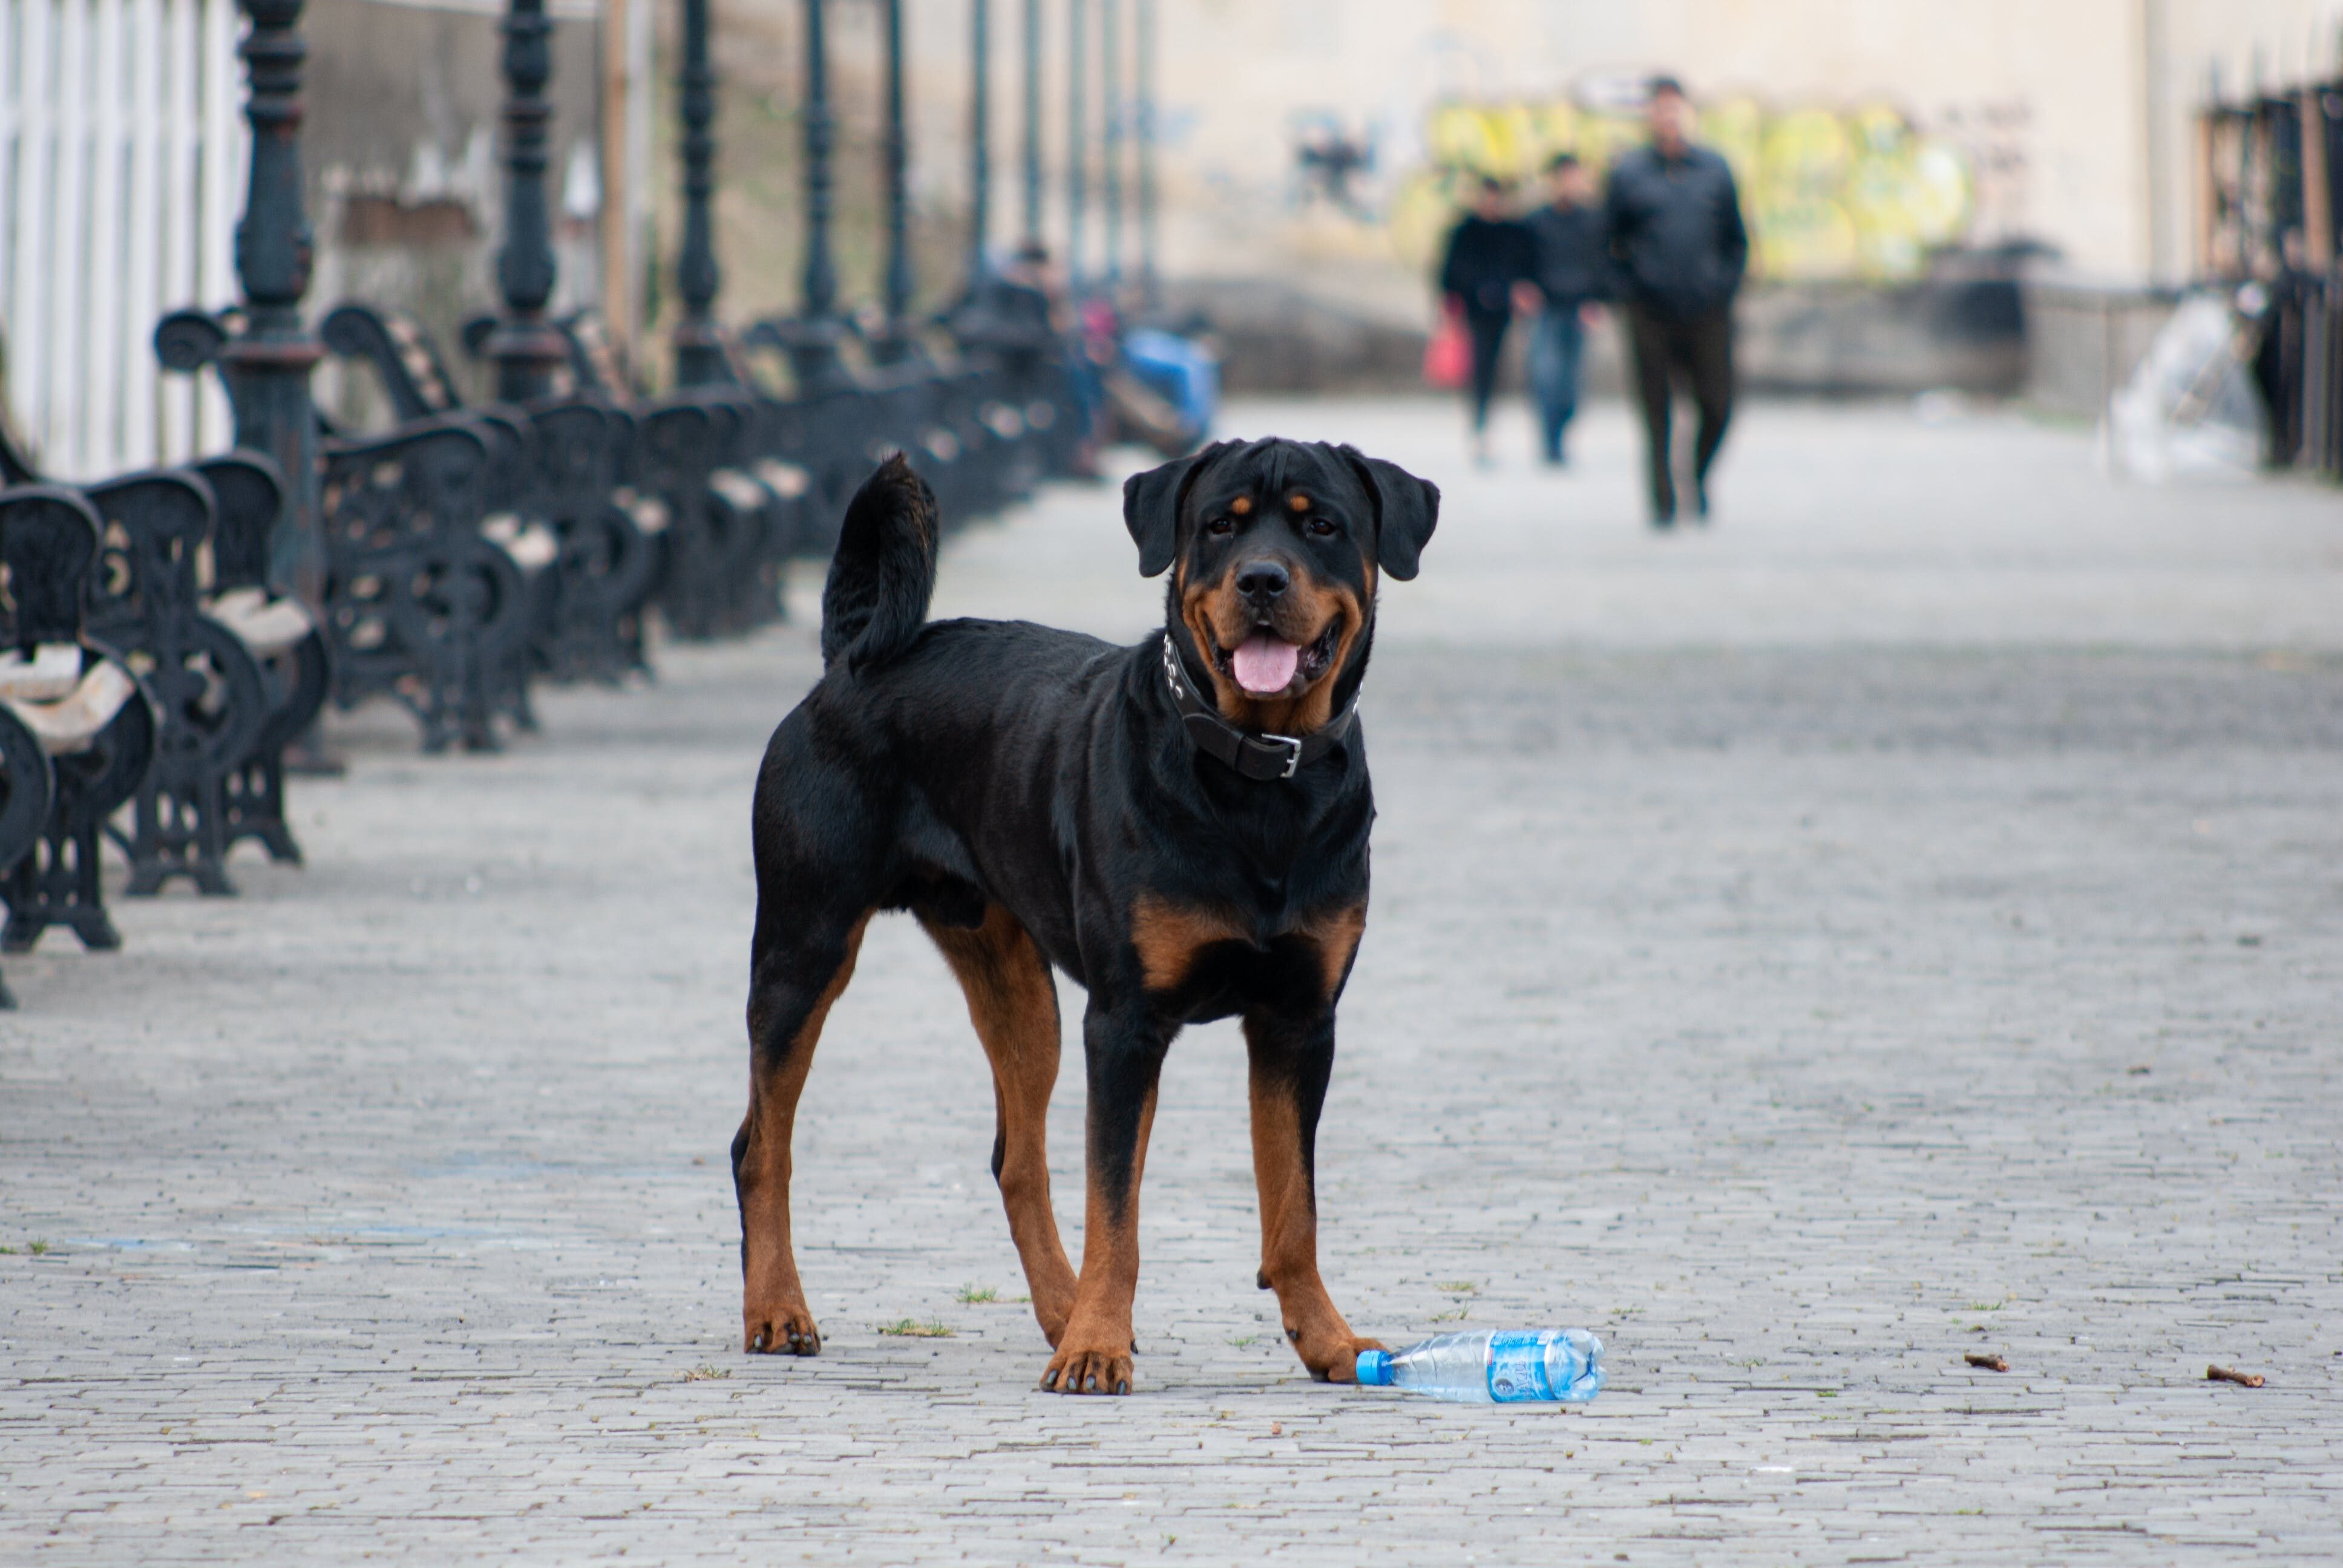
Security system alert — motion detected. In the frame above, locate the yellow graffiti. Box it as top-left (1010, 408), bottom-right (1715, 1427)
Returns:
top-left (1396, 96), bottom-right (1973, 283)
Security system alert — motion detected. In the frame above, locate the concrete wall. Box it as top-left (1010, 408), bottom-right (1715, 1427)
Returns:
top-left (287, 0), bottom-right (2338, 400)
top-left (2022, 283), bottom-right (2182, 418)
top-left (303, 0), bottom-right (606, 419)
top-left (1117, 0), bottom-right (2343, 309)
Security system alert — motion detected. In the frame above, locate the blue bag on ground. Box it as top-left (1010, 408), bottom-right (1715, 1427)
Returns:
top-left (1120, 327), bottom-right (1219, 448)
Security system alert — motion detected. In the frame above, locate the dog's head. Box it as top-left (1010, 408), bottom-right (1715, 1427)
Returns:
top-left (1123, 438), bottom-right (1438, 735)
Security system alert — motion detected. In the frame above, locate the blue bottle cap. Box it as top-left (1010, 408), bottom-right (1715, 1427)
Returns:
top-left (1355, 1349), bottom-right (1394, 1386)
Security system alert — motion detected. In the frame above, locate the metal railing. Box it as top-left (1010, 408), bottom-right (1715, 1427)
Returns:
top-left (1, 0), bottom-right (243, 477)
top-left (2197, 74), bottom-right (2343, 479)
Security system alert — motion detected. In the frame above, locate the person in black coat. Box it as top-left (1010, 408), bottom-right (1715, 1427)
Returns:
top-left (1604, 76), bottom-right (1749, 524)
top-left (1438, 176), bottom-right (1537, 465)
top-left (1523, 152), bottom-right (1614, 466)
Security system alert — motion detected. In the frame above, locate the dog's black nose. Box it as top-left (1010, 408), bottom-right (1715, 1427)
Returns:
top-left (1234, 560), bottom-right (1289, 600)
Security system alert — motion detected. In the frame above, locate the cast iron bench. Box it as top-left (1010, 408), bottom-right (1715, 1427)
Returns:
top-left (160, 305), bottom-right (534, 754)
top-left (554, 313), bottom-right (801, 639)
top-left (0, 424), bottom-right (308, 894)
top-left (0, 487), bottom-right (157, 955)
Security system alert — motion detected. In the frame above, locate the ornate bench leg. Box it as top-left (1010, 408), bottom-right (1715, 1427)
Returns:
top-left (223, 629), bottom-right (326, 866)
top-left (5, 816), bottom-right (123, 952)
top-left (119, 774), bottom-right (238, 897)
top-left (3, 695), bottom-right (152, 952)
top-left (224, 753), bottom-right (302, 864)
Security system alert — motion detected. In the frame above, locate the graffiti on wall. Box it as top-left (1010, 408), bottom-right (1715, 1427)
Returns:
top-left (1386, 96), bottom-right (1978, 283)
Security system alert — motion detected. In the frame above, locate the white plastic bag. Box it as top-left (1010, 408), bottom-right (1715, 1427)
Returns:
top-left (2105, 292), bottom-right (2264, 483)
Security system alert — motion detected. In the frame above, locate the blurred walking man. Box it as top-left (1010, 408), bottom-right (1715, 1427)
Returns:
top-left (1522, 153), bottom-right (1613, 467)
top-left (1604, 77), bottom-right (1748, 526)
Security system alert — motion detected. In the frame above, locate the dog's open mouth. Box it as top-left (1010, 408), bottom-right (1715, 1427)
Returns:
top-left (1218, 621), bottom-right (1340, 697)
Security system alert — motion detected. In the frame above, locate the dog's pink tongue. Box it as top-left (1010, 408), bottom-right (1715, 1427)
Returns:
top-left (1232, 632), bottom-right (1299, 695)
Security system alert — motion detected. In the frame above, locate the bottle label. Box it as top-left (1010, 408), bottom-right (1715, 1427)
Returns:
top-left (1486, 1332), bottom-right (1555, 1402)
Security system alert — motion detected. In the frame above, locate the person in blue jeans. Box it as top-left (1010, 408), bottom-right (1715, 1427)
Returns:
top-left (1522, 153), bottom-right (1614, 467)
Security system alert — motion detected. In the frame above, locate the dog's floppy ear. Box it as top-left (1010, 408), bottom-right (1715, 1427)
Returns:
top-left (1339, 446), bottom-right (1440, 581)
top-left (1122, 441), bottom-right (1237, 577)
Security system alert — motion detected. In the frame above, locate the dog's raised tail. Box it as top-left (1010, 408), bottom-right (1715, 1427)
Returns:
top-left (820, 453), bottom-right (939, 673)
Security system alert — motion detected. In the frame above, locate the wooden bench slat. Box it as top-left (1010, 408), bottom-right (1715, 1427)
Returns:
top-left (208, 587), bottom-right (315, 661)
top-left (0, 642), bottom-right (85, 702)
top-left (3, 659), bottom-right (137, 755)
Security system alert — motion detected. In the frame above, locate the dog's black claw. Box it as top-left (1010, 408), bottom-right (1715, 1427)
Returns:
top-left (1115, 1378), bottom-right (1130, 1396)
top-left (1257, 1270), bottom-right (1271, 1290)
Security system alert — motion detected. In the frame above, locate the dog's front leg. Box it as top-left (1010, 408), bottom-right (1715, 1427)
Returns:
top-left (1041, 1000), bottom-right (1168, 1396)
top-left (1245, 1007), bottom-right (1384, 1382)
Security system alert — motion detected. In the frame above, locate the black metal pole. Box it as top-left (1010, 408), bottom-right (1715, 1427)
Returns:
top-left (1066, 0), bottom-right (1086, 289)
top-left (672, 0), bottom-right (727, 385)
top-left (874, 0), bottom-right (914, 359)
top-left (1136, 0), bottom-right (1156, 305)
top-left (966, 0), bottom-right (991, 291)
top-left (777, 0), bottom-right (848, 389)
top-left (1099, 0), bottom-right (1120, 287)
top-left (485, 0), bottom-right (566, 400)
top-left (222, 0), bottom-right (324, 615)
top-left (1020, 0), bottom-right (1041, 247)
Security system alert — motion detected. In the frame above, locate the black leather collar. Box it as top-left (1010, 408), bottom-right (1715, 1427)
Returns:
top-left (1161, 634), bottom-right (1356, 782)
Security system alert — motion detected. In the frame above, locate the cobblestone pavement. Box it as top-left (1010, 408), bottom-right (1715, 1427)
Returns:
top-left (4, 399), bottom-right (2341, 1565)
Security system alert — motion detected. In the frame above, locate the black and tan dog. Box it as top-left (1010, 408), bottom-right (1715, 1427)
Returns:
top-left (733, 437), bottom-right (1438, 1394)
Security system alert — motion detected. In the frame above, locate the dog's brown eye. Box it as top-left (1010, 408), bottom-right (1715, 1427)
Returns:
top-left (1307, 517), bottom-right (1337, 537)
top-left (1207, 517), bottom-right (1235, 535)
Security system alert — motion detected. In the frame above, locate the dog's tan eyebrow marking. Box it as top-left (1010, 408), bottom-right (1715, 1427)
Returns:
top-left (1228, 495), bottom-right (1253, 515)
top-left (1287, 492), bottom-right (1312, 512)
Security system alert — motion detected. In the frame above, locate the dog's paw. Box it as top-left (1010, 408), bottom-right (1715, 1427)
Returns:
top-left (1299, 1331), bottom-right (1387, 1383)
top-left (1040, 1341), bottom-right (1134, 1396)
top-left (745, 1302), bottom-right (822, 1356)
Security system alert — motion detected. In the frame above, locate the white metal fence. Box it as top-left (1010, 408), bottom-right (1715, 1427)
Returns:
top-left (2, 0), bottom-right (243, 481)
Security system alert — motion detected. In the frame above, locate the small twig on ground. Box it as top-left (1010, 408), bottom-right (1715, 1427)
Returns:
top-left (1964, 1353), bottom-right (2010, 1372)
top-left (2206, 1364), bottom-right (2264, 1388)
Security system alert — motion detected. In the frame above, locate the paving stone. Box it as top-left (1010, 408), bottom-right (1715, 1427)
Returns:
top-left (2, 398), bottom-right (2339, 1563)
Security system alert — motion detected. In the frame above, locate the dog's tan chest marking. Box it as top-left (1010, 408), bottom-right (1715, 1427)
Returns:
top-left (1129, 898), bottom-right (1367, 999)
top-left (1294, 903), bottom-right (1368, 999)
top-left (1129, 895), bottom-right (1250, 992)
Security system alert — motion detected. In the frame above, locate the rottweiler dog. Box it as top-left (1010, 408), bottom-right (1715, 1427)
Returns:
top-left (734, 436), bottom-right (1438, 1394)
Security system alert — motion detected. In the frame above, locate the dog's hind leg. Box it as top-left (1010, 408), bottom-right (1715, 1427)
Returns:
top-left (921, 905), bottom-right (1079, 1345)
top-left (735, 908), bottom-right (873, 1354)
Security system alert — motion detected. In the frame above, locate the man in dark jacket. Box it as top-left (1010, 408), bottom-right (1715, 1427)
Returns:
top-left (1439, 175), bottom-right (1537, 465)
top-left (1604, 76), bottom-right (1748, 524)
top-left (1523, 152), bottom-right (1613, 466)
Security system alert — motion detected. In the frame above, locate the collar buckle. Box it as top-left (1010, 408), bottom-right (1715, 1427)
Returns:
top-left (1161, 633), bottom-right (1351, 784)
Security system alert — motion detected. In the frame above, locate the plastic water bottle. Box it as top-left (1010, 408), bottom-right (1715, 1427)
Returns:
top-left (1354, 1329), bottom-right (1605, 1403)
